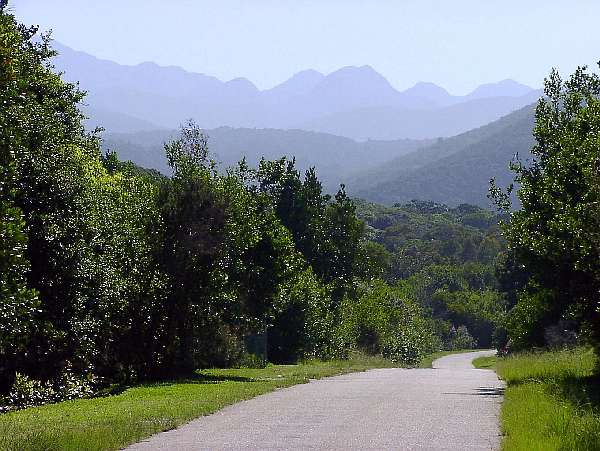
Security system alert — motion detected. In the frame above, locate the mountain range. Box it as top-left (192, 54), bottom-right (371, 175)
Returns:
top-left (103, 104), bottom-right (536, 206)
top-left (53, 41), bottom-right (540, 140)
top-left (52, 40), bottom-right (540, 206)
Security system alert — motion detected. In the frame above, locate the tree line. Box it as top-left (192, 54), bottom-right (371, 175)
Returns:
top-left (1, 7), bottom-right (439, 409)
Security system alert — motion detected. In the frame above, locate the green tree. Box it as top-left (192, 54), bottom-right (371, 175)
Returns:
top-left (0, 6), bottom-right (40, 390)
top-left (0, 6), bottom-right (164, 387)
top-left (491, 65), bottom-right (600, 354)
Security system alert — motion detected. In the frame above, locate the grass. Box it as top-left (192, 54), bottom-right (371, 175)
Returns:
top-left (486, 347), bottom-right (600, 451)
top-left (0, 353), bottom-right (395, 451)
top-left (472, 355), bottom-right (497, 369)
top-left (417, 348), bottom-right (480, 368)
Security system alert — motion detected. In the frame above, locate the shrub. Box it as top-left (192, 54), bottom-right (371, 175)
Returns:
top-left (341, 281), bottom-right (440, 365)
top-left (3, 373), bottom-right (55, 411)
top-left (269, 268), bottom-right (342, 363)
top-left (2, 366), bottom-right (97, 411)
top-left (447, 325), bottom-right (477, 350)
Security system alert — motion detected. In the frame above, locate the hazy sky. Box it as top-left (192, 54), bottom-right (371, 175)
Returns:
top-left (11, 0), bottom-right (600, 94)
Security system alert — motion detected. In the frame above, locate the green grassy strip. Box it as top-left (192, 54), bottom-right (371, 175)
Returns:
top-left (0, 354), bottom-right (395, 451)
top-left (481, 347), bottom-right (600, 451)
top-left (472, 355), bottom-right (496, 369)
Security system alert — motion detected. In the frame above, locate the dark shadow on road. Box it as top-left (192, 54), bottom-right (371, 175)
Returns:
top-left (443, 386), bottom-right (505, 397)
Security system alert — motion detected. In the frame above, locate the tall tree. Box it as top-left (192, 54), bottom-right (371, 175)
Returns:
top-left (492, 65), bottom-right (600, 354)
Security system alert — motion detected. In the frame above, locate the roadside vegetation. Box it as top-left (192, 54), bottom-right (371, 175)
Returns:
top-left (490, 64), bottom-right (600, 358)
top-left (471, 355), bottom-right (496, 369)
top-left (473, 348), bottom-right (600, 450)
top-left (485, 61), bottom-right (600, 449)
top-left (0, 354), bottom-right (395, 451)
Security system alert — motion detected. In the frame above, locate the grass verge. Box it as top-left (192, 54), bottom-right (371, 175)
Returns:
top-left (472, 355), bottom-right (497, 369)
top-left (0, 353), bottom-right (394, 451)
top-left (491, 347), bottom-right (600, 450)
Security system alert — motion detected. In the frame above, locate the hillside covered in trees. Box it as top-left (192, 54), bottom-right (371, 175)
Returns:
top-left (100, 105), bottom-right (537, 207)
top-left (356, 200), bottom-right (507, 349)
top-left (101, 128), bottom-right (431, 193)
top-left (348, 104), bottom-right (536, 206)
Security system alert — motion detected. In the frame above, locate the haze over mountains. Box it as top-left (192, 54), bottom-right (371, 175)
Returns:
top-left (53, 41), bottom-right (539, 140)
top-left (104, 104), bottom-right (536, 207)
top-left (51, 41), bottom-right (540, 207)
top-left (102, 128), bottom-right (432, 193)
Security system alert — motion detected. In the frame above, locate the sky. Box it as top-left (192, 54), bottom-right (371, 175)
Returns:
top-left (10, 0), bottom-right (600, 94)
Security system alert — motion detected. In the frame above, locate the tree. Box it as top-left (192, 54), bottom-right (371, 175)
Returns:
top-left (491, 65), bottom-right (600, 354)
top-left (322, 186), bottom-right (367, 305)
top-left (0, 7), bottom-right (165, 386)
top-left (0, 7), bottom-right (41, 390)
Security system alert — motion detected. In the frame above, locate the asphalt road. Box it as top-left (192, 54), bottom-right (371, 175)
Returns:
top-left (127, 350), bottom-right (503, 450)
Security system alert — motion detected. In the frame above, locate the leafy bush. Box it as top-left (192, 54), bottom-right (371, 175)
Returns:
top-left (269, 268), bottom-right (344, 363)
top-left (3, 366), bottom-right (96, 411)
top-left (3, 373), bottom-right (55, 411)
top-left (341, 281), bottom-right (440, 365)
top-left (505, 287), bottom-right (553, 351)
top-left (446, 325), bottom-right (477, 350)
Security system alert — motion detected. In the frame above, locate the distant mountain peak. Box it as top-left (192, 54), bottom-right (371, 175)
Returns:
top-left (293, 69), bottom-right (324, 78)
top-left (331, 64), bottom-right (381, 76)
top-left (226, 77), bottom-right (257, 87)
top-left (265, 69), bottom-right (326, 99)
top-left (321, 65), bottom-right (395, 90)
top-left (403, 82), bottom-right (451, 98)
top-left (467, 79), bottom-right (534, 100)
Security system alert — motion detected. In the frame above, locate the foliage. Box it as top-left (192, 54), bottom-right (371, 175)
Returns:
top-left (494, 348), bottom-right (600, 450)
top-left (491, 65), bottom-right (600, 357)
top-left (4, 367), bottom-right (96, 412)
top-left (268, 268), bottom-right (342, 363)
top-left (356, 200), bottom-right (507, 349)
top-left (445, 325), bottom-right (477, 350)
top-left (255, 159), bottom-right (370, 304)
top-left (340, 281), bottom-right (440, 365)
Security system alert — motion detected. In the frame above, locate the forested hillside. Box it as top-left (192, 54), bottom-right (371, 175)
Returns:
top-left (102, 128), bottom-right (430, 192)
top-left (356, 200), bottom-right (507, 348)
top-left (349, 104), bottom-right (536, 206)
top-left (102, 105), bottom-right (538, 207)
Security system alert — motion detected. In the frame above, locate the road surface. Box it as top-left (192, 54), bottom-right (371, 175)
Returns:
top-left (128, 350), bottom-right (503, 450)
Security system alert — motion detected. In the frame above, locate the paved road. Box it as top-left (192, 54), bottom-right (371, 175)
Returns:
top-left (128, 350), bottom-right (503, 450)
